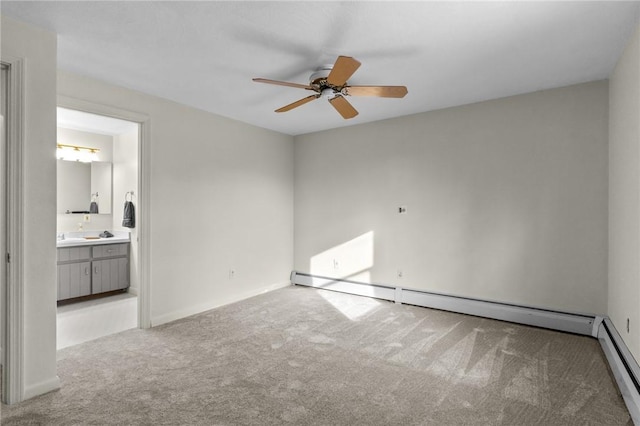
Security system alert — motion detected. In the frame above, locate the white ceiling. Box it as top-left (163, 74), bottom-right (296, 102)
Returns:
top-left (57, 107), bottom-right (139, 136)
top-left (3, 1), bottom-right (640, 136)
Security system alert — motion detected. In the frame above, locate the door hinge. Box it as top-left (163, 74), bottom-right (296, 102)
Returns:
top-left (6, 252), bottom-right (10, 263)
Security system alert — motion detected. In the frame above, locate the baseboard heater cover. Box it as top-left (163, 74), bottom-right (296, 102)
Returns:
top-left (292, 272), bottom-right (397, 302)
top-left (400, 289), bottom-right (597, 336)
top-left (598, 319), bottom-right (640, 424)
top-left (291, 272), bottom-right (596, 336)
top-left (291, 271), bottom-right (640, 422)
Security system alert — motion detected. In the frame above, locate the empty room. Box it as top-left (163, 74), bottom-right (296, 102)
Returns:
top-left (1, 1), bottom-right (640, 424)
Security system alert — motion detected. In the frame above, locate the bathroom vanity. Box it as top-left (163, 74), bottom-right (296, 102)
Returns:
top-left (56, 232), bottom-right (130, 302)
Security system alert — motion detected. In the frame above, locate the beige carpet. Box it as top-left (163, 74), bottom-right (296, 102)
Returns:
top-left (1, 286), bottom-right (632, 425)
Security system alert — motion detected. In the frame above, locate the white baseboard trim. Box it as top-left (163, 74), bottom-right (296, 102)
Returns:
top-left (291, 271), bottom-right (640, 422)
top-left (291, 272), bottom-right (595, 336)
top-left (23, 376), bottom-right (60, 400)
top-left (598, 319), bottom-right (640, 424)
top-left (151, 280), bottom-right (291, 327)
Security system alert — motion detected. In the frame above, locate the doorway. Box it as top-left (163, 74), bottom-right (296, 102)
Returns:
top-left (56, 107), bottom-right (141, 348)
top-left (56, 97), bottom-right (151, 338)
top-left (58, 95), bottom-right (151, 328)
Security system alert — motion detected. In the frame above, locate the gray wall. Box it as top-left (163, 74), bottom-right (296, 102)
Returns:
top-left (1, 16), bottom-right (59, 399)
top-left (295, 81), bottom-right (609, 315)
top-left (609, 23), bottom-right (640, 362)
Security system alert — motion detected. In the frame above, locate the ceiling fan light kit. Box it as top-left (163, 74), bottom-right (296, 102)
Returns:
top-left (253, 55), bottom-right (408, 119)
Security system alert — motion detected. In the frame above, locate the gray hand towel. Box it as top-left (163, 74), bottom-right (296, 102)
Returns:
top-left (89, 201), bottom-right (99, 214)
top-left (122, 201), bottom-right (135, 228)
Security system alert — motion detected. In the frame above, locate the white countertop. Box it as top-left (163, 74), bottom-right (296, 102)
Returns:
top-left (56, 230), bottom-right (130, 248)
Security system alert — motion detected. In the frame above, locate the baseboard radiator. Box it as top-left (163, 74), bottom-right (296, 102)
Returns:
top-left (598, 318), bottom-right (640, 423)
top-left (291, 271), bottom-right (640, 423)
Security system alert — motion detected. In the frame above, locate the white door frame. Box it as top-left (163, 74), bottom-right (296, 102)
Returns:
top-left (56, 96), bottom-right (151, 330)
top-left (1, 55), bottom-right (25, 405)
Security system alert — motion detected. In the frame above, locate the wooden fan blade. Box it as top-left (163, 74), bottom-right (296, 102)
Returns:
top-left (275, 94), bottom-right (320, 113)
top-left (253, 78), bottom-right (315, 91)
top-left (327, 56), bottom-right (361, 87)
top-left (329, 96), bottom-right (359, 119)
top-left (345, 85), bottom-right (408, 98)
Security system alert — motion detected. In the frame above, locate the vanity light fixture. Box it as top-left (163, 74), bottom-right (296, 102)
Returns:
top-left (56, 143), bottom-right (100, 163)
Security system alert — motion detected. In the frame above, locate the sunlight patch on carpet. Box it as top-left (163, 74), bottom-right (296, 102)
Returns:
top-left (319, 289), bottom-right (380, 321)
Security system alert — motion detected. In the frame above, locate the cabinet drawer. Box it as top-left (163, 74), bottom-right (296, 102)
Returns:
top-left (57, 246), bottom-right (91, 263)
top-left (92, 243), bottom-right (128, 259)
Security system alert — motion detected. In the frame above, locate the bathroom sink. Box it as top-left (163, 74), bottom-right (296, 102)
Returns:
top-left (57, 236), bottom-right (128, 247)
top-left (56, 231), bottom-right (130, 247)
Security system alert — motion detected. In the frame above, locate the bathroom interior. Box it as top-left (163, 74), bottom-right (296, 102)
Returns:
top-left (56, 107), bottom-right (140, 349)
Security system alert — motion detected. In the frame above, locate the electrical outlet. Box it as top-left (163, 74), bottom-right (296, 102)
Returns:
top-left (229, 269), bottom-right (235, 279)
top-left (83, 214), bottom-right (91, 222)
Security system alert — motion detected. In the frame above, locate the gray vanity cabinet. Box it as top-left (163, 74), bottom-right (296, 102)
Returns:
top-left (57, 243), bottom-right (129, 301)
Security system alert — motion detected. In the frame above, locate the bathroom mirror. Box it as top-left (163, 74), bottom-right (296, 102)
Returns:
top-left (57, 160), bottom-right (112, 214)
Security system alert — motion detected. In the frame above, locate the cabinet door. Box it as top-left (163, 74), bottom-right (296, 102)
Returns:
top-left (115, 257), bottom-right (129, 290)
top-left (57, 261), bottom-right (91, 301)
top-left (92, 258), bottom-right (129, 294)
top-left (92, 260), bottom-right (108, 294)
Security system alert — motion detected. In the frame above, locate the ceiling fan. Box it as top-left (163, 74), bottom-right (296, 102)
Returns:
top-left (253, 56), bottom-right (408, 119)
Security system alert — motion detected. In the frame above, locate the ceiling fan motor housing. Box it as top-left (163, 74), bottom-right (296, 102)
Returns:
top-left (309, 65), bottom-right (334, 86)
